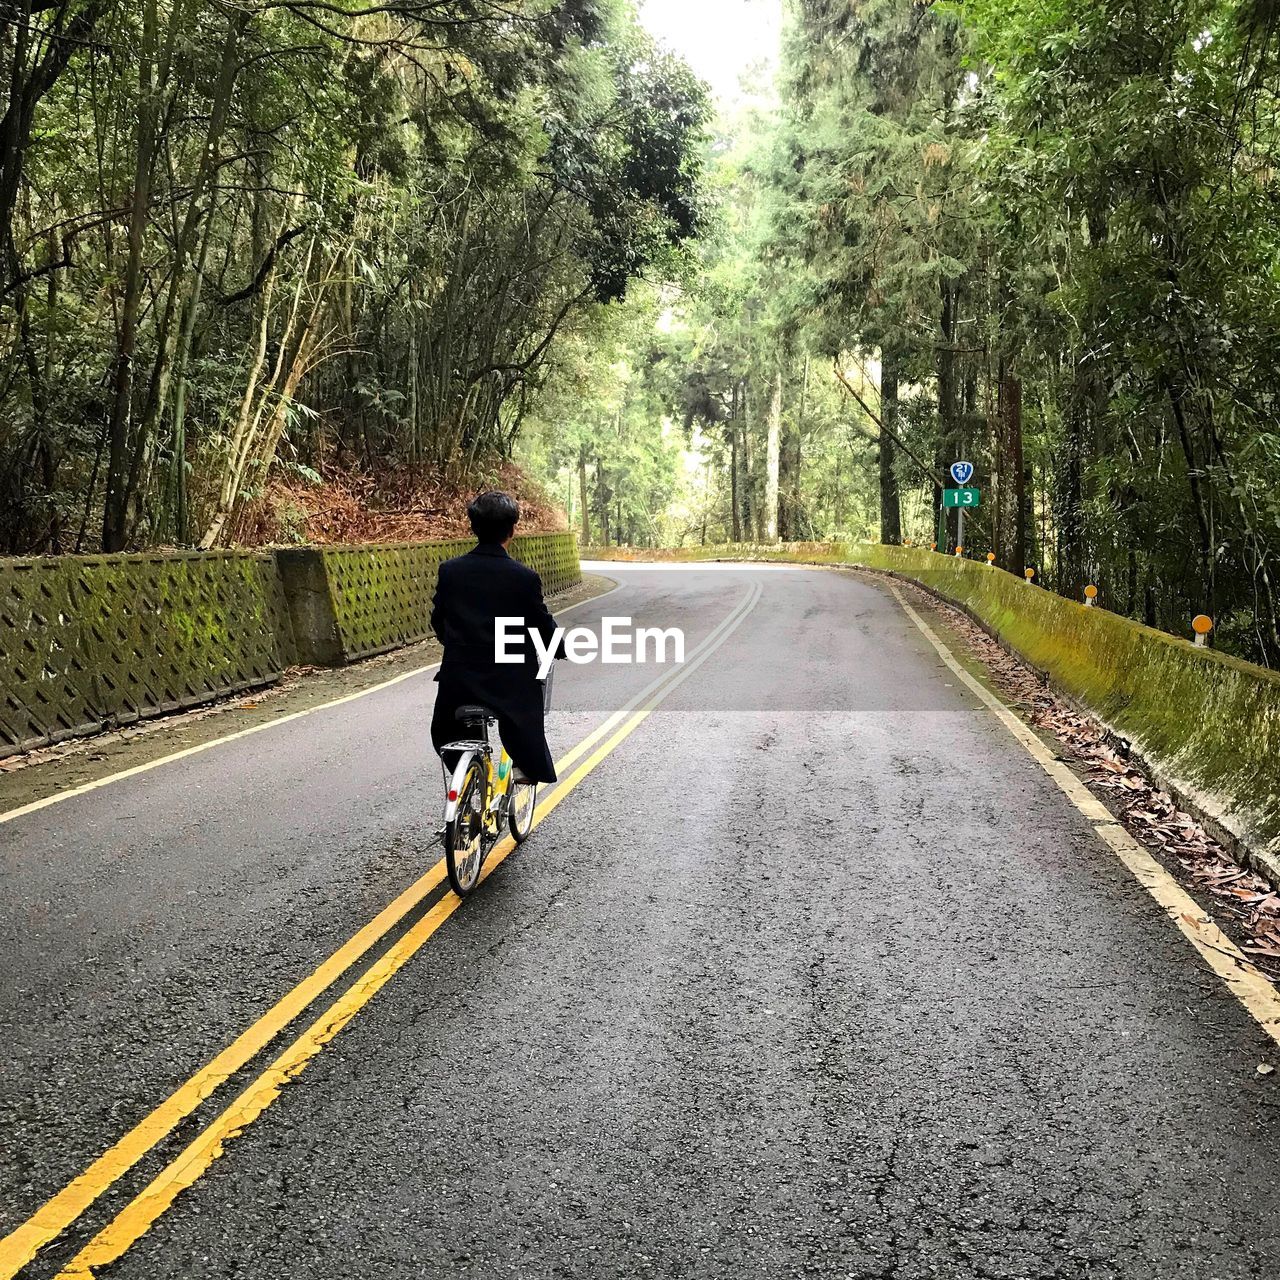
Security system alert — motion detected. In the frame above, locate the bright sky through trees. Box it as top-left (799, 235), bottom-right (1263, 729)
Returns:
top-left (639, 0), bottom-right (781, 101)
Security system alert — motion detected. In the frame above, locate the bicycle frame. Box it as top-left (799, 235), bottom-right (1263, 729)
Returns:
top-left (441, 734), bottom-right (512, 826)
top-left (442, 741), bottom-right (486, 826)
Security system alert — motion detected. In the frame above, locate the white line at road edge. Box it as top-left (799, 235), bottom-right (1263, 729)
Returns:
top-left (0, 580), bottom-right (626, 828)
top-left (891, 584), bottom-right (1280, 1047)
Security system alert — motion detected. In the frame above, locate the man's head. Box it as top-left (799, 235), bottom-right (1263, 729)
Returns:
top-left (468, 490), bottom-right (520, 545)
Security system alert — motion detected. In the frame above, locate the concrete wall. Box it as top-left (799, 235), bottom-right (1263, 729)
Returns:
top-left (852, 545), bottom-right (1280, 865)
top-left (280, 534), bottom-right (582, 665)
top-left (0, 549), bottom-right (294, 755)
top-left (1, 533), bottom-right (581, 756)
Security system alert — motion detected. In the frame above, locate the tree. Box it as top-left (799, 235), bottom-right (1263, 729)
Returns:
top-left (0, 0), bottom-right (709, 554)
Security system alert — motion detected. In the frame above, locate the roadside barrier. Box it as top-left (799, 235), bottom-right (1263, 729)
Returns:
top-left (0, 533), bottom-right (580, 756)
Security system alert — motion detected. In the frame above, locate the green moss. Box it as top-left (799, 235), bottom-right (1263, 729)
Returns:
top-left (848, 547), bottom-right (1280, 850)
top-left (0, 550), bottom-right (294, 753)
top-left (319, 533), bottom-right (581, 662)
top-left (2, 535), bottom-right (581, 754)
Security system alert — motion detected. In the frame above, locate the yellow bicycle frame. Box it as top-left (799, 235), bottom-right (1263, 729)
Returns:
top-left (488, 747), bottom-right (513, 799)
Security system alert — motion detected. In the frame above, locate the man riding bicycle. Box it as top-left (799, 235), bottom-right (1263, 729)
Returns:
top-left (429, 492), bottom-right (562, 785)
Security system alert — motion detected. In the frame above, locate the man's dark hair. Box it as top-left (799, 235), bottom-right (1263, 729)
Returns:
top-left (468, 490), bottom-right (520, 543)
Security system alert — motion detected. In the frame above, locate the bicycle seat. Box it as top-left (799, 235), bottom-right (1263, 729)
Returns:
top-left (455, 704), bottom-right (497, 724)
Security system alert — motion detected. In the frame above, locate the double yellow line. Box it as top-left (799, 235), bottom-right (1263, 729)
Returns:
top-left (2, 581), bottom-right (761, 1280)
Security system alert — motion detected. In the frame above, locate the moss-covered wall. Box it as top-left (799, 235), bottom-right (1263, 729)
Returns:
top-left (318, 532), bottom-right (581, 662)
top-left (587, 541), bottom-right (1280, 860)
top-left (1, 533), bottom-right (582, 755)
top-left (1, 550), bottom-right (294, 755)
top-left (509, 532), bottom-right (582, 596)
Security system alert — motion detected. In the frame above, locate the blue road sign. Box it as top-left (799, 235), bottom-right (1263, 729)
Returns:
top-left (951, 461), bottom-right (974, 486)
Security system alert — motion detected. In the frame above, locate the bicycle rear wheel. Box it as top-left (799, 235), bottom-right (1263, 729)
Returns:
top-left (508, 779), bottom-right (537, 843)
top-left (445, 759), bottom-right (487, 896)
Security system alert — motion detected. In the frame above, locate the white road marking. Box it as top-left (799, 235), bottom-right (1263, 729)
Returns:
top-left (891, 584), bottom-right (1280, 1046)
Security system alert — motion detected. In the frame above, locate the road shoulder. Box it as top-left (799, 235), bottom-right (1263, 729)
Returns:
top-left (869, 568), bottom-right (1280, 990)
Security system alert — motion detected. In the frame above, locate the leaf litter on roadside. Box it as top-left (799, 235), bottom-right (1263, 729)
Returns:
top-left (910, 588), bottom-right (1280, 980)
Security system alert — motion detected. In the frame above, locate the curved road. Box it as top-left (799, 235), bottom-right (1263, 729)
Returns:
top-left (2, 564), bottom-right (1279, 1279)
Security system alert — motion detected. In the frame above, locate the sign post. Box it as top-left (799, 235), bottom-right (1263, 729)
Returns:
top-left (950, 462), bottom-right (974, 551)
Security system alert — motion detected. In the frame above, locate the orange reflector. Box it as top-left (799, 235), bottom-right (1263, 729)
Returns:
top-left (1193, 614), bottom-right (1214, 636)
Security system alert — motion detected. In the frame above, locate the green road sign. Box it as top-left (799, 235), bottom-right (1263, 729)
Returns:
top-left (944, 487), bottom-right (981, 508)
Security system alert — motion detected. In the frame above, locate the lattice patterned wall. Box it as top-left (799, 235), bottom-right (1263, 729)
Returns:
top-left (1, 552), bottom-right (294, 756)
top-left (323, 532), bottom-right (581, 662)
top-left (1, 533), bottom-right (581, 754)
top-left (323, 540), bottom-right (470, 662)
top-left (510, 532), bottom-right (582, 596)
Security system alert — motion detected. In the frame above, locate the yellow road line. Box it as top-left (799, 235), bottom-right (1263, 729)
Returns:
top-left (0, 858), bottom-right (445, 1280)
top-left (0, 582), bottom-right (623, 829)
top-left (0, 581), bottom-right (756, 1280)
top-left (56, 582), bottom-right (761, 1279)
top-left (892, 585), bottom-right (1280, 1045)
top-left (551, 580), bottom-right (760, 775)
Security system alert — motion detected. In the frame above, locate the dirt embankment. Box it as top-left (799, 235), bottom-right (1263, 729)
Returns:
top-left (240, 461), bottom-right (568, 546)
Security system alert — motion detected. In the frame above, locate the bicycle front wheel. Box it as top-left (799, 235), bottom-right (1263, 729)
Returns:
top-left (445, 759), bottom-right (488, 897)
top-left (508, 779), bottom-right (537, 843)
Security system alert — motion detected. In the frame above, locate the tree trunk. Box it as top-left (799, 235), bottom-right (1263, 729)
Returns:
top-left (879, 357), bottom-right (902, 545)
top-left (834, 453), bottom-right (844, 534)
top-left (742, 380), bottom-right (755, 540)
top-left (730, 381), bottom-right (742, 542)
top-left (764, 361), bottom-right (782, 544)
top-left (700, 458), bottom-right (709, 545)
top-left (1055, 369), bottom-right (1089, 600)
top-left (791, 355), bottom-right (807, 538)
top-left (780, 354), bottom-right (808, 540)
top-left (578, 447), bottom-right (591, 546)
top-left (995, 360), bottom-right (1025, 573)
top-left (935, 279), bottom-right (961, 550)
top-left (596, 455), bottom-right (609, 546)
top-left (1166, 376), bottom-right (1215, 616)
top-left (102, 0), bottom-right (161, 550)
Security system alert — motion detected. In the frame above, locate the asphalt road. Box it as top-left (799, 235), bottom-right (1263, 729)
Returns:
top-left (3, 564), bottom-right (1280, 1280)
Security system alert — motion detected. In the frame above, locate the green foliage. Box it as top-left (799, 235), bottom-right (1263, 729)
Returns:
top-left (0, 0), bottom-right (709, 555)
top-left (951, 0), bottom-right (1280, 660)
top-left (25, 0), bottom-right (1268, 662)
top-left (531, 0), bottom-right (1280, 663)
top-left (518, 287), bottom-right (690, 546)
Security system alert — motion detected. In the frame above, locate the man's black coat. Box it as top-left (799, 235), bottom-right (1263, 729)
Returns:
top-left (429, 541), bottom-right (561, 783)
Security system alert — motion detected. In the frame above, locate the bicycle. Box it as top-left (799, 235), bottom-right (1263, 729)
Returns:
top-left (440, 705), bottom-right (539, 898)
